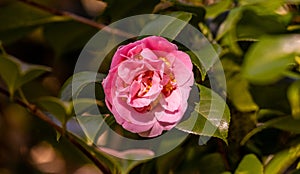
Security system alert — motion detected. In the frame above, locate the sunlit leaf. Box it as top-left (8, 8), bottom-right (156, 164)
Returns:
top-left (287, 81), bottom-right (300, 119)
top-left (221, 58), bottom-right (258, 112)
top-left (205, 0), bottom-right (232, 18)
top-left (265, 144), bottom-right (300, 174)
top-left (242, 35), bottom-right (300, 84)
top-left (140, 11), bottom-right (192, 40)
top-left (176, 84), bottom-right (230, 144)
top-left (235, 154), bottom-right (263, 174)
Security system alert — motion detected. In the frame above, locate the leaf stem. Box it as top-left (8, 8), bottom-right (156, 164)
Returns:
top-left (0, 86), bottom-right (111, 174)
top-left (18, 88), bottom-right (29, 105)
top-left (17, 0), bottom-right (135, 39)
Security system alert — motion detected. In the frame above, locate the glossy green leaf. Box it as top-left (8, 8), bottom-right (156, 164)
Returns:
top-left (36, 96), bottom-right (69, 123)
top-left (235, 154), bottom-right (263, 174)
top-left (176, 85), bottom-right (230, 143)
top-left (288, 81), bottom-right (300, 119)
top-left (241, 116), bottom-right (300, 145)
top-left (60, 71), bottom-right (106, 101)
top-left (265, 144), bottom-right (300, 174)
top-left (205, 0), bottom-right (232, 18)
top-left (140, 11), bottom-right (192, 40)
top-left (188, 43), bottom-right (222, 80)
top-left (242, 35), bottom-right (300, 84)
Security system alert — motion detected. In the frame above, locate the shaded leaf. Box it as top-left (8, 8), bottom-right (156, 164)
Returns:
top-left (288, 80), bottom-right (300, 119)
top-left (140, 11), bottom-right (192, 40)
top-left (36, 96), bottom-right (69, 123)
top-left (0, 54), bottom-right (50, 96)
top-left (0, 55), bottom-right (20, 95)
top-left (176, 84), bottom-right (230, 143)
top-left (265, 144), bottom-right (300, 174)
top-left (0, 1), bottom-right (69, 43)
top-left (241, 116), bottom-right (300, 145)
top-left (77, 115), bottom-right (106, 144)
top-left (60, 71), bottom-right (106, 101)
top-left (188, 43), bottom-right (222, 80)
top-left (242, 35), bottom-right (300, 84)
top-left (43, 21), bottom-right (97, 56)
top-left (235, 154), bottom-right (263, 174)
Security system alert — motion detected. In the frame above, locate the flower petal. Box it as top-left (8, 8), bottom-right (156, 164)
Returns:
top-left (138, 121), bottom-right (164, 137)
top-left (160, 89), bottom-right (181, 112)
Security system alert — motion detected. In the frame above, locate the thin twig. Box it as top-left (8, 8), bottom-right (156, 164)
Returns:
top-left (0, 86), bottom-right (111, 174)
top-left (17, 0), bottom-right (135, 39)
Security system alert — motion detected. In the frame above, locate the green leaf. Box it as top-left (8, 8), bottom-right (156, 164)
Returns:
top-left (235, 154), bottom-right (263, 174)
top-left (205, 0), bottom-right (232, 18)
top-left (43, 21), bottom-right (97, 57)
top-left (36, 96), bottom-right (69, 124)
top-left (103, 0), bottom-right (159, 22)
top-left (0, 55), bottom-right (20, 96)
top-left (222, 58), bottom-right (258, 112)
top-left (188, 43), bottom-right (222, 81)
top-left (71, 98), bottom-right (104, 116)
top-left (265, 144), bottom-right (300, 174)
top-left (0, 54), bottom-right (50, 96)
top-left (140, 11), bottom-right (192, 40)
top-left (236, 10), bottom-right (288, 40)
top-left (217, 7), bottom-right (243, 55)
top-left (60, 71), bottom-right (106, 101)
top-left (76, 115), bottom-right (106, 145)
top-left (241, 116), bottom-right (300, 145)
top-left (0, 1), bottom-right (69, 43)
top-left (176, 84), bottom-right (230, 144)
top-left (288, 81), bottom-right (300, 119)
top-left (242, 35), bottom-right (300, 84)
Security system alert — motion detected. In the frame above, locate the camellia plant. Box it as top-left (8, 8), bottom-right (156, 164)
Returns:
top-left (0, 0), bottom-right (299, 174)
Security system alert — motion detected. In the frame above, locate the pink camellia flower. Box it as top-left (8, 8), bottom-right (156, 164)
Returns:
top-left (102, 36), bottom-right (194, 137)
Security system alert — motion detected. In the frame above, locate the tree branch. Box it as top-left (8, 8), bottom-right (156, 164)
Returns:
top-left (17, 0), bottom-right (135, 39)
top-left (0, 86), bottom-right (111, 174)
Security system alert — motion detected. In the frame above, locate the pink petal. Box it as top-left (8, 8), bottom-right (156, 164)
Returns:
top-left (138, 121), bottom-right (164, 137)
top-left (171, 51), bottom-right (193, 71)
top-left (140, 48), bottom-right (158, 60)
top-left (117, 61), bottom-right (145, 83)
top-left (170, 54), bottom-right (194, 87)
top-left (160, 89), bottom-right (181, 112)
top-left (155, 109), bottom-right (183, 124)
top-left (142, 36), bottom-right (178, 52)
top-left (143, 72), bottom-right (162, 98)
top-left (122, 120), bottom-right (153, 133)
top-left (112, 97), bottom-right (156, 125)
top-left (110, 41), bottom-right (141, 68)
